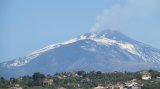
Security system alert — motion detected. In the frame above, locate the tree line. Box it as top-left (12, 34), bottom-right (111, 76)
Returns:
top-left (0, 70), bottom-right (160, 89)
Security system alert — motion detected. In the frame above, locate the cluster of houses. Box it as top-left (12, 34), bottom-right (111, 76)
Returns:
top-left (93, 79), bottom-right (142, 89)
top-left (52, 72), bottom-right (80, 79)
top-left (93, 71), bottom-right (152, 89)
top-left (93, 83), bottom-right (124, 89)
top-left (8, 71), bottom-right (157, 89)
top-left (124, 79), bottom-right (142, 89)
top-left (42, 71), bottom-right (151, 89)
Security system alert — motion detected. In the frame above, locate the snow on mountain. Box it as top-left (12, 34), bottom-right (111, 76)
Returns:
top-left (0, 30), bottom-right (160, 78)
top-left (3, 31), bottom-right (139, 67)
top-left (92, 38), bottom-right (140, 56)
top-left (2, 30), bottom-right (160, 67)
top-left (3, 38), bottom-right (80, 68)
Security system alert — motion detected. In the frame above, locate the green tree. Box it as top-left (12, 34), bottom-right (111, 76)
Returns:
top-left (32, 72), bottom-right (45, 86)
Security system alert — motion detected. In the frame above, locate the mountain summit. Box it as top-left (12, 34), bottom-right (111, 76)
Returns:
top-left (1, 30), bottom-right (160, 78)
top-left (79, 30), bottom-right (135, 42)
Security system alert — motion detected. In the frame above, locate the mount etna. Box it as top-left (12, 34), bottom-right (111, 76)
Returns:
top-left (1, 30), bottom-right (160, 78)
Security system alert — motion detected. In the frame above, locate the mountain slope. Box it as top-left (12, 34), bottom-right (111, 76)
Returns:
top-left (1, 30), bottom-right (160, 78)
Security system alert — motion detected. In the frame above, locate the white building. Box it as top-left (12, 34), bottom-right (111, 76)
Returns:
top-left (9, 84), bottom-right (23, 89)
top-left (142, 71), bottom-right (151, 80)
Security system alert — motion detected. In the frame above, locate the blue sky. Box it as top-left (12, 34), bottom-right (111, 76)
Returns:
top-left (0, 0), bottom-right (160, 62)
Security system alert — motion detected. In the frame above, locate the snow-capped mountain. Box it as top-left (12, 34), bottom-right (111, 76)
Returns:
top-left (1, 30), bottom-right (160, 78)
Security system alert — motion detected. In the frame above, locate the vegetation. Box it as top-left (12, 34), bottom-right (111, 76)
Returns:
top-left (0, 70), bottom-right (160, 89)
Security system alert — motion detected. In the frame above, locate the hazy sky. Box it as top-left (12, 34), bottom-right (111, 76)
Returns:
top-left (1, 0), bottom-right (160, 62)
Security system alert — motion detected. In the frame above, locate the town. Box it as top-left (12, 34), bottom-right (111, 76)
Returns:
top-left (1, 70), bottom-right (160, 89)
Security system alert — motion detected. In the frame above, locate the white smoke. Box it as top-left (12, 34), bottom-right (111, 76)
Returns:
top-left (90, 0), bottom-right (160, 32)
